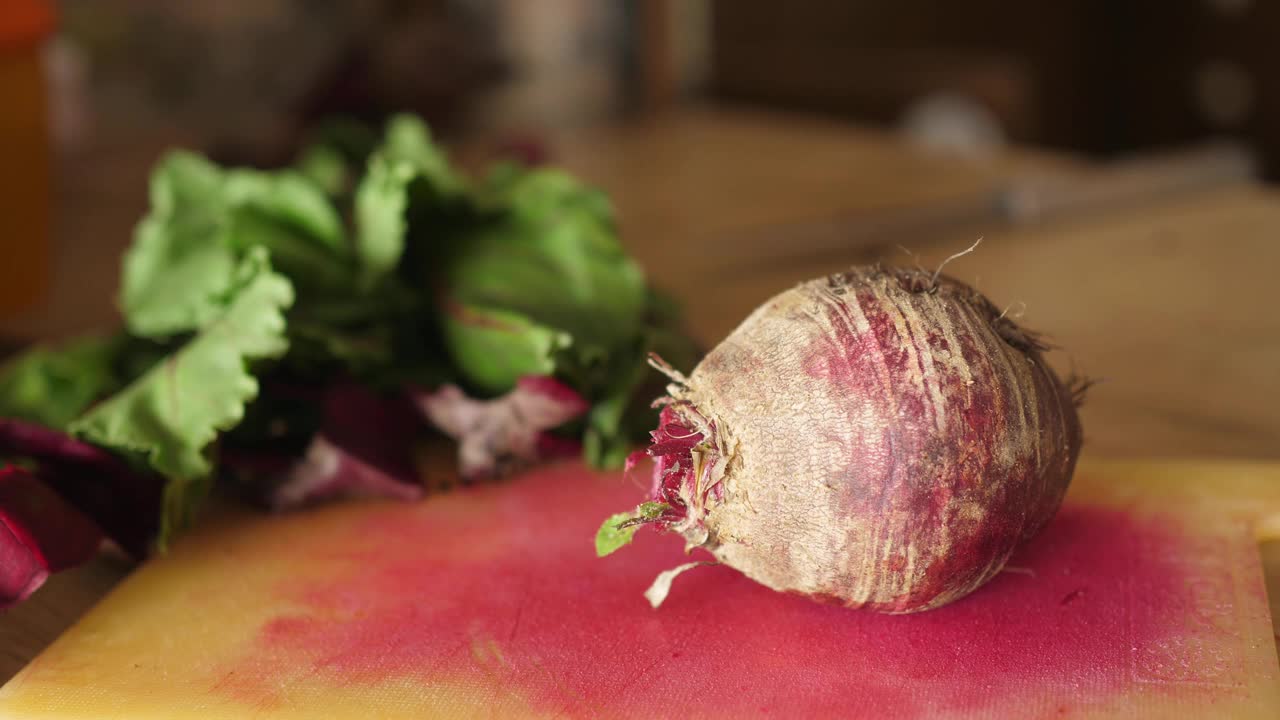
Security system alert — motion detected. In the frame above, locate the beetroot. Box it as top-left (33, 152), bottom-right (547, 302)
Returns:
top-left (606, 266), bottom-right (1082, 613)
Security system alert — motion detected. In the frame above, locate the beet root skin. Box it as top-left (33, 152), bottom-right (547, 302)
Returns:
top-left (649, 266), bottom-right (1082, 613)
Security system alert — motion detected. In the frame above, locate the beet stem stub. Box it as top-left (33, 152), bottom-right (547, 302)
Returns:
top-left (628, 265), bottom-right (1083, 614)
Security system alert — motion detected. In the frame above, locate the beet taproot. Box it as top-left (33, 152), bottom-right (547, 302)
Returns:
top-left (607, 265), bottom-right (1083, 613)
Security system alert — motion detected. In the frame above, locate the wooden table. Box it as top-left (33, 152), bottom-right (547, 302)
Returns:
top-left (2, 106), bottom-right (1276, 682)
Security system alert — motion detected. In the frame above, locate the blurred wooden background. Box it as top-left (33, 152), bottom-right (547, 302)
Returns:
top-left (709, 0), bottom-right (1280, 177)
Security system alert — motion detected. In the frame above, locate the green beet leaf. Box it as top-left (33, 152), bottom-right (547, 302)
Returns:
top-left (590, 291), bottom-right (702, 464)
top-left (580, 343), bottom-right (649, 469)
top-left (479, 163), bottom-right (613, 226)
top-left (440, 167), bottom-right (646, 393)
top-left (594, 502), bottom-right (670, 557)
top-left (222, 170), bottom-right (345, 254)
top-left (122, 152), bottom-right (354, 339)
top-left (595, 511), bottom-right (640, 557)
top-left (295, 143), bottom-right (349, 198)
top-left (380, 114), bottom-right (464, 196)
top-left (223, 169), bottom-right (353, 294)
top-left (354, 115), bottom-right (466, 286)
top-left (354, 153), bottom-right (414, 285)
top-left (121, 152), bottom-right (238, 337)
top-left (293, 116), bottom-right (381, 197)
top-left (224, 171), bottom-right (348, 275)
top-left (440, 303), bottom-right (570, 395)
top-left (72, 248), bottom-right (294, 547)
top-left (0, 336), bottom-right (123, 429)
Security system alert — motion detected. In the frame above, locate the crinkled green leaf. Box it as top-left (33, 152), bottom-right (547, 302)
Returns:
top-left (224, 170), bottom-right (346, 254)
top-left (226, 210), bottom-right (352, 294)
top-left (441, 166), bottom-right (659, 445)
top-left (295, 143), bottom-right (349, 197)
top-left (381, 114), bottom-right (464, 195)
top-left (121, 152), bottom-right (237, 337)
top-left (440, 303), bottom-right (570, 395)
top-left (77, 248), bottom-right (293, 478)
top-left (444, 168), bottom-right (646, 361)
top-left (354, 153), bottom-right (414, 283)
top-left (122, 154), bottom-right (350, 337)
top-left (595, 511), bottom-right (640, 557)
top-left (352, 115), bottom-right (466, 285)
top-left (222, 169), bottom-right (352, 294)
top-left (0, 336), bottom-right (123, 428)
top-left (72, 248), bottom-right (294, 546)
top-left (481, 164), bottom-right (613, 226)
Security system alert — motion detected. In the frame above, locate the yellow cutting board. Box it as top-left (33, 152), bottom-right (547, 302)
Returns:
top-left (2, 458), bottom-right (1279, 719)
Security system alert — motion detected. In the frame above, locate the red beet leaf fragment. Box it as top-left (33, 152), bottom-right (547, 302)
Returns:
top-left (416, 376), bottom-right (589, 479)
top-left (225, 382), bottom-right (429, 511)
top-left (317, 383), bottom-right (426, 485)
top-left (0, 466), bottom-right (103, 608)
top-left (269, 435), bottom-right (424, 511)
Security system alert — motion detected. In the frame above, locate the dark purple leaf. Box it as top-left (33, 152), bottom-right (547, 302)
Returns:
top-left (0, 419), bottom-right (163, 558)
top-left (268, 435), bottom-right (424, 511)
top-left (320, 383), bottom-right (423, 482)
top-left (226, 382), bottom-right (428, 510)
top-left (1, 465), bottom-right (103, 608)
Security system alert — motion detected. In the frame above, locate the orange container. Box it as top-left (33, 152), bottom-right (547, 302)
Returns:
top-left (0, 0), bottom-right (55, 316)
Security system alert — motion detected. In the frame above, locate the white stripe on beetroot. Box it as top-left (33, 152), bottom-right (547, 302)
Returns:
top-left (634, 266), bottom-right (1082, 613)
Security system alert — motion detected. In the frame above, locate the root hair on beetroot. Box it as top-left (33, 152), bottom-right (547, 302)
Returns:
top-left (929, 236), bottom-right (983, 288)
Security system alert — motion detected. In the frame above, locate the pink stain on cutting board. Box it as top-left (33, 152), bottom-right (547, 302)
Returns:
top-left (222, 463), bottom-right (1243, 718)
